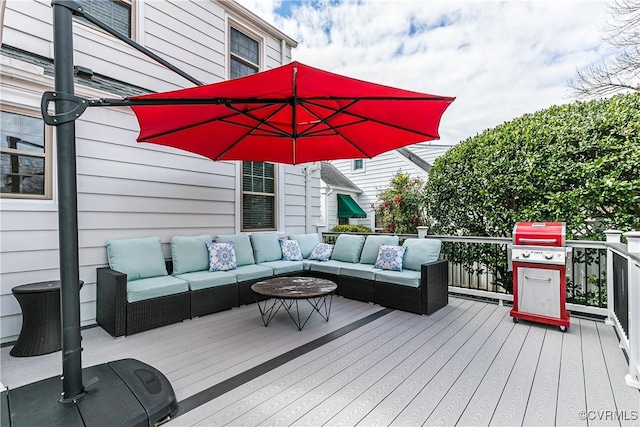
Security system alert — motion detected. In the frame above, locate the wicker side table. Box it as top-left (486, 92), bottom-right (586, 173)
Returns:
top-left (10, 280), bottom-right (83, 357)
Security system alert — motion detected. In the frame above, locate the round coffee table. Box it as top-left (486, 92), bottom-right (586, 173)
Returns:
top-left (251, 276), bottom-right (337, 331)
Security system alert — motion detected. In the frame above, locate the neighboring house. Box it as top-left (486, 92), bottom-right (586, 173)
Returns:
top-left (330, 144), bottom-right (451, 229)
top-left (0, 0), bottom-right (322, 343)
top-left (318, 162), bottom-right (367, 231)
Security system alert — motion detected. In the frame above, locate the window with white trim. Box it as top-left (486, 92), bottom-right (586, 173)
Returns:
top-left (353, 159), bottom-right (364, 171)
top-left (242, 161), bottom-right (276, 231)
top-left (0, 109), bottom-right (52, 199)
top-left (230, 25), bottom-right (275, 230)
top-left (76, 0), bottom-right (134, 39)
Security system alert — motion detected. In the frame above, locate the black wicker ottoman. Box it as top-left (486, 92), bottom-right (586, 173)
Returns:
top-left (10, 280), bottom-right (83, 357)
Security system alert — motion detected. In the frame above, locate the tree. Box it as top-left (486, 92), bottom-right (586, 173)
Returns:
top-left (426, 92), bottom-right (640, 293)
top-left (374, 172), bottom-right (428, 234)
top-left (570, 0), bottom-right (640, 98)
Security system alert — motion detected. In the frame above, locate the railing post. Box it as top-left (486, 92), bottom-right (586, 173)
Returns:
top-left (417, 226), bottom-right (428, 239)
top-left (623, 231), bottom-right (640, 389)
top-left (604, 230), bottom-right (623, 326)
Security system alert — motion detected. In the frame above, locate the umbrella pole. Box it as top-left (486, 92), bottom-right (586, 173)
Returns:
top-left (52, 1), bottom-right (85, 403)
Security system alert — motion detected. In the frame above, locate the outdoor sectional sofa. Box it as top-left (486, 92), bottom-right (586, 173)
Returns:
top-left (96, 233), bottom-right (448, 337)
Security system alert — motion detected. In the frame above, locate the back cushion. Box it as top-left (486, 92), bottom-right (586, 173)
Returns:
top-left (171, 234), bottom-right (212, 275)
top-left (250, 232), bottom-right (282, 263)
top-left (288, 233), bottom-right (320, 259)
top-left (215, 234), bottom-right (255, 266)
top-left (402, 238), bottom-right (442, 271)
top-left (331, 234), bottom-right (366, 263)
top-left (107, 236), bottom-right (167, 281)
top-left (359, 235), bottom-right (400, 265)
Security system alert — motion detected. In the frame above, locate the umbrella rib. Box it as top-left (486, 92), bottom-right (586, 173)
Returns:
top-left (302, 99), bottom-right (441, 140)
top-left (215, 103), bottom-right (291, 160)
top-left (295, 99), bottom-right (359, 138)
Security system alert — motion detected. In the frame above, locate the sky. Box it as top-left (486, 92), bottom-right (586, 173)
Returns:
top-left (235, 0), bottom-right (611, 146)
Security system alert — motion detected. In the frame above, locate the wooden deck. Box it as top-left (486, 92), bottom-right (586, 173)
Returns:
top-left (1, 296), bottom-right (638, 426)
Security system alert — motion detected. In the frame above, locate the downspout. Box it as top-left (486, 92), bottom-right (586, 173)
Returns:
top-left (305, 163), bottom-right (321, 233)
top-left (281, 39), bottom-right (287, 64)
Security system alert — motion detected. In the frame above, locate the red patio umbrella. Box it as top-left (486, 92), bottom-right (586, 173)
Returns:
top-left (125, 61), bottom-right (454, 165)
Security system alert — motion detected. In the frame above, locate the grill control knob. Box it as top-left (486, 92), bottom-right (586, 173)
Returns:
top-left (544, 252), bottom-right (553, 260)
top-left (522, 251), bottom-right (530, 258)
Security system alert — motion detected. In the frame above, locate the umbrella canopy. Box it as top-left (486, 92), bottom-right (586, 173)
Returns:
top-left (128, 61), bottom-right (455, 165)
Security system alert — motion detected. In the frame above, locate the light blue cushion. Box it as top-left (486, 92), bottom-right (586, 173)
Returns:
top-left (359, 235), bottom-right (400, 265)
top-left (126, 275), bottom-right (189, 303)
top-left (374, 245), bottom-right (406, 272)
top-left (331, 234), bottom-right (366, 263)
top-left (171, 234), bottom-right (211, 275)
top-left (279, 238), bottom-right (303, 261)
top-left (175, 270), bottom-right (237, 291)
top-left (206, 241), bottom-right (237, 272)
top-left (402, 239), bottom-right (442, 271)
top-left (234, 264), bottom-right (273, 282)
top-left (258, 260), bottom-right (305, 275)
top-left (288, 233), bottom-right (320, 259)
top-left (374, 269), bottom-right (422, 287)
top-left (216, 234), bottom-right (255, 266)
top-left (308, 259), bottom-right (343, 275)
top-left (107, 236), bottom-right (167, 281)
top-left (340, 264), bottom-right (380, 281)
top-left (309, 243), bottom-right (334, 261)
top-left (250, 232), bottom-right (282, 263)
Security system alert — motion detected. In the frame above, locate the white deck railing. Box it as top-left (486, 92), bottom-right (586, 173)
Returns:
top-left (605, 230), bottom-right (640, 390)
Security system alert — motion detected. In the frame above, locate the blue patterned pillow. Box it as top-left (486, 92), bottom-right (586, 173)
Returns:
top-left (308, 243), bottom-right (334, 262)
top-left (279, 238), bottom-right (303, 261)
top-left (374, 245), bottom-right (406, 272)
top-left (206, 241), bottom-right (237, 272)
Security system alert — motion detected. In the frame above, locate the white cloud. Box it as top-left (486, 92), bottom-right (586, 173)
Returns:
top-left (236, 0), bottom-right (610, 145)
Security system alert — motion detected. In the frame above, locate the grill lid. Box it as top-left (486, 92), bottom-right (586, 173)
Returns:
top-left (513, 222), bottom-right (565, 247)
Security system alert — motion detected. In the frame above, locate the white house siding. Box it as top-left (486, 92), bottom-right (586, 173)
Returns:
top-left (330, 146), bottom-right (451, 228)
top-left (0, 0), bottom-right (315, 343)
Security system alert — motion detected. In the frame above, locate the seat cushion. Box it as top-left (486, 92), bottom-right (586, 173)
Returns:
top-left (288, 233), bottom-right (320, 259)
top-left (340, 263), bottom-right (380, 281)
top-left (107, 236), bottom-right (167, 281)
top-left (216, 234), bottom-right (255, 266)
top-left (331, 234), bottom-right (366, 263)
top-left (171, 234), bottom-right (212, 275)
top-left (359, 235), bottom-right (400, 265)
top-left (374, 269), bottom-right (422, 287)
top-left (308, 259), bottom-right (343, 275)
top-left (258, 260), bottom-right (305, 275)
top-left (234, 264), bottom-right (273, 282)
top-left (175, 270), bottom-right (237, 291)
top-left (402, 239), bottom-right (442, 271)
top-left (126, 275), bottom-right (189, 303)
top-left (250, 232), bottom-right (282, 263)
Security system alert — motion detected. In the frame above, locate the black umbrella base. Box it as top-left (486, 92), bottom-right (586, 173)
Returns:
top-left (1, 358), bottom-right (177, 427)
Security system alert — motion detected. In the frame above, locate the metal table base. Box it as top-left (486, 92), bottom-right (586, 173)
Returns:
top-left (255, 294), bottom-right (334, 331)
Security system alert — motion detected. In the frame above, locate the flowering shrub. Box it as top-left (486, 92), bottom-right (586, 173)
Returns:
top-left (374, 172), bottom-right (428, 234)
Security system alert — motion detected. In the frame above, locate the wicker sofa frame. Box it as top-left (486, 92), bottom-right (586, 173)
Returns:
top-left (96, 261), bottom-right (191, 337)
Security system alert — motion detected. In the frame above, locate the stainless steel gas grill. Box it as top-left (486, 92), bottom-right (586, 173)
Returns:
top-left (510, 222), bottom-right (571, 331)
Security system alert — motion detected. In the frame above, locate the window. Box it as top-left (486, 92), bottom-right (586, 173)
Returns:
top-left (0, 110), bottom-right (52, 199)
top-left (242, 161), bottom-right (276, 231)
top-left (353, 159), bottom-right (364, 171)
top-left (76, 0), bottom-right (133, 38)
top-left (230, 27), bottom-right (259, 79)
top-left (231, 26), bottom-right (273, 230)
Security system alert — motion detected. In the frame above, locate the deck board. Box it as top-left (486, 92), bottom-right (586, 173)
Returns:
top-left (1, 296), bottom-right (637, 427)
